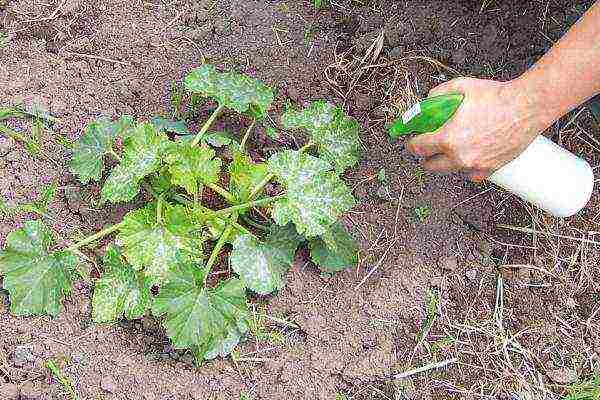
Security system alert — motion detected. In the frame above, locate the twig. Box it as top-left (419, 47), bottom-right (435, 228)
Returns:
top-left (393, 357), bottom-right (458, 379)
top-left (355, 240), bottom-right (396, 289)
top-left (498, 224), bottom-right (600, 246)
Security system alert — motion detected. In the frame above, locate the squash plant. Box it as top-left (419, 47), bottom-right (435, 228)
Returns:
top-left (0, 64), bottom-right (361, 364)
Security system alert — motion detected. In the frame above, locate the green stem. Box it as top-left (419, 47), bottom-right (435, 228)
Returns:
top-left (109, 150), bottom-right (122, 162)
top-left (156, 196), bottom-right (165, 225)
top-left (67, 222), bottom-right (123, 252)
top-left (204, 212), bottom-right (238, 284)
top-left (207, 182), bottom-right (236, 203)
top-left (299, 141), bottom-right (314, 153)
top-left (249, 173), bottom-right (275, 200)
top-left (191, 104), bottom-right (225, 146)
top-left (214, 195), bottom-right (283, 216)
top-left (240, 119), bottom-right (256, 151)
top-left (169, 193), bottom-right (254, 237)
top-left (241, 215), bottom-right (269, 231)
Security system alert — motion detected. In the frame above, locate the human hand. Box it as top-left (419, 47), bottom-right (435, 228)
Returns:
top-left (406, 77), bottom-right (553, 182)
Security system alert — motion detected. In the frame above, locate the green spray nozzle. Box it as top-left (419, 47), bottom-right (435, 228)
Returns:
top-left (388, 93), bottom-right (464, 139)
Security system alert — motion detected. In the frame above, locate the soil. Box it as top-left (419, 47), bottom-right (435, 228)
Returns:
top-left (1, 1), bottom-right (598, 399)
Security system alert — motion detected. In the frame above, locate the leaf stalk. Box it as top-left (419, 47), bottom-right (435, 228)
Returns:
top-left (240, 119), bottom-right (256, 151)
top-left (67, 222), bottom-right (123, 252)
top-left (191, 104), bottom-right (225, 146)
top-left (213, 195), bottom-right (283, 216)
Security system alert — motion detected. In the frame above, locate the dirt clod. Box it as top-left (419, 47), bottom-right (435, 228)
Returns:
top-left (19, 382), bottom-right (43, 400)
top-left (10, 346), bottom-right (34, 368)
top-left (0, 383), bottom-right (19, 400)
top-left (100, 375), bottom-right (118, 393)
top-left (547, 367), bottom-right (578, 384)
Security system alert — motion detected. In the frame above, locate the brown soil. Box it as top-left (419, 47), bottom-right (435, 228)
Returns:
top-left (1, 1), bottom-right (598, 399)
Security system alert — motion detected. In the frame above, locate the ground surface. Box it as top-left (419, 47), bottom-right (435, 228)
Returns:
top-left (1, 0), bottom-right (599, 399)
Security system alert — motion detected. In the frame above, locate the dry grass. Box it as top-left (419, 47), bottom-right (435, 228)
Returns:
top-left (329, 23), bottom-right (599, 400)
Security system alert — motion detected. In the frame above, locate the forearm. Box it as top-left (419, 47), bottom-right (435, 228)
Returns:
top-left (513, 2), bottom-right (600, 127)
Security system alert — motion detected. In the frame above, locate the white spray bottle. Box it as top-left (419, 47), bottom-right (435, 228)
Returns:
top-left (389, 94), bottom-right (595, 217)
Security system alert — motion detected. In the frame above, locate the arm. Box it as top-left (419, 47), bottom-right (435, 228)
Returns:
top-left (407, 3), bottom-right (600, 182)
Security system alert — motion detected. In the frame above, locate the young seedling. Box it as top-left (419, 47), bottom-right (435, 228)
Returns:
top-left (0, 64), bottom-right (362, 365)
top-left (414, 205), bottom-right (430, 223)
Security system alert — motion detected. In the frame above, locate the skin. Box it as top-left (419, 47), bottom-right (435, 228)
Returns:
top-left (407, 3), bottom-right (600, 182)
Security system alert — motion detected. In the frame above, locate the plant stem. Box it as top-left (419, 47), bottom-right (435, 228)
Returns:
top-left (248, 173), bottom-right (275, 200)
top-left (214, 195), bottom-right (283, 216)
top-left (156, 196), bottom-right (164, 225)
top-left (191, 104), bottom-right (225, 146)
top-left (299, 141), bottom-right (314, 153)
top-left (203, 212), bottom-right (237, 284)
top-left (168, 193), bottom-right (254, 237)
top-left (66, 222), bottom-right (123, 252)
top-left (207, 182), bottom-right (235, 203)
top-left (241, 215), bottom-right (269, 231)
top-left (109, 150), bottom-right (122, 162)
top-left (240, 119), bottom-right (256, 151)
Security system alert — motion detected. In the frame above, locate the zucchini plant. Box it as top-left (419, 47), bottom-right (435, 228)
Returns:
top-left (0, 64), bottom-right (361, 364)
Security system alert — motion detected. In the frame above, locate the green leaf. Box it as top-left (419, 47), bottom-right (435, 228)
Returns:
top-left (265, 126), bottom-right (279, 139)
top-left (309, 222), bottom-right (358, 272)
top-left (282, 101), bottom-right (360, 174)
top-left (163, 142), bottom-right (221, 196)
top-left (151, 117), bottom-right (190, 136)
top-left (230, 225), bottom-right (302, 294)
top-left (92, 246), bottom-right (151, 323)
top-left (101, 122), bottom-right (169, 203)
top-left (184, 64), bottom-right (274, 117)
top-left (268, 150), bottom-right (356, 238)
top-left (0, 220), bottom-right (77, 317)
top-left (152, 262), bottom-right (249, 360)
top-left (149, 168), bottom-right (173, 195)
top-left (117, 203), bottom-right (204, 283)
top-left (69, 117), bottom-right (119, 184)
top-left (229, 152), bottom-right (268, 204)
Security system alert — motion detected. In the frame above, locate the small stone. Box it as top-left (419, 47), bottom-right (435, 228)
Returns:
top-left (451, 48), bottom-right (467, 65)
top-left (100, 375), bottom-right (118, 393)
top-left (6, 149), bottom-right (21, 163)
top-left (438, 255), bottom-right (459, 272)
top-left (465, 268), bottom-right (478, 282)
top-left (354, 93), bottom-right (374, 111)
top-left (388, 46), bottom-right (404, 59)
top-left (71, 352), bottom-right (89, 365)
top-left (547, 367), bottom-right (577, 384)
top-left (10, 345), bottom-right (35, 368)
top-left (0, 137), bottom-right (15, 156)
top-left (0, 383), bottom-right (19, 400)
top-left (19, 382), bottom-right (43, 400)
top-left (143, 394), bottom-right (157, 400)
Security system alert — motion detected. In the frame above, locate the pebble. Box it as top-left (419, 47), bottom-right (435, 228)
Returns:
top-left (142, 393), bottom-right (156, 400)
top-left (547, 367), bottom-right (578, 384)
top-left (5, 150), bottom-right (21, 163)
top-left (0, 383), bottom-right (19, 400)
top-left (100, 375), bottom-right (118, 393)
top-left (438, 255), bottom-right (459, 272)
top-left (19, 382), bottom-right (43, 400)
top-left (10, 345), bottom-right (35, 368)
top-left (465, 268), bottom-right (478, 282)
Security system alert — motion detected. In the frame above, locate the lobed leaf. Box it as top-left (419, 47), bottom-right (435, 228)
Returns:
top-left (163, 142), bottom-right (221, 196)
top-left (69, 116), bottom-right (133, 184)
top-left (184, 64), bottom-right (274, 117)
top-left (228, 151), bottom-right (268, 204)
top-left (268, 150), bottom-right (356, 238)
top-left (101, 122), bottom-right (169, 203)
top-left (117, 203), bottom-right (204, 284)
top-left (0, 220), bottom-right (77, 317)
top-left (309, 222), bottom-right (358, 272)
top-left (92, 246), bottom-right (151, 323)
top-left (152, 262), bottom-right (249, 361)
top-left (282, 101), bottom-right (360, 174)
top-left (230, 224), bottom-right (303, 294)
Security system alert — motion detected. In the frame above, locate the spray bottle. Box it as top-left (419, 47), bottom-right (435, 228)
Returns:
top-left (389, 94), bottom-right (595, 218)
